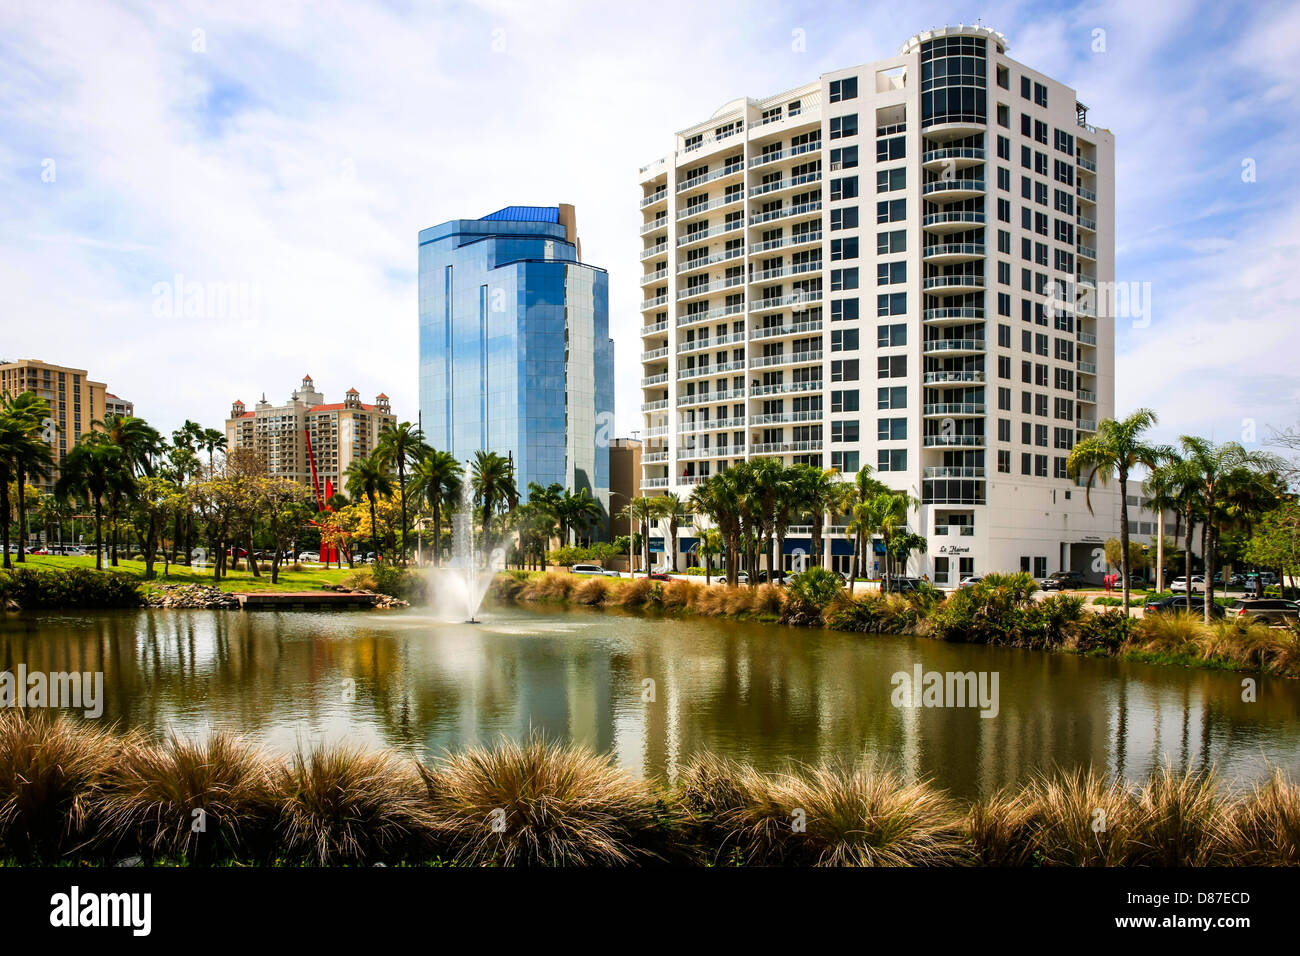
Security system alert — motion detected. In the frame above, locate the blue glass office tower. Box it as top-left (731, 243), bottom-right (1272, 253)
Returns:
top-left (418, 205), bottom-right (613, 513)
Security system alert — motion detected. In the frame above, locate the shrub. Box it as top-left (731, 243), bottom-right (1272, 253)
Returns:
top-left (573, 576), bottom-right (609, 606)
top-left (780, 567), bottom-right (843, 625)
top-left (661, 579), bottom-right (700, 610)
top-left (490, 572), bottom-right (527, 602)
top-left (616, 577), bottom-right (657, 609)
top-left (0, 567), bottom-right (144, 610)
top-left (0, 712), bottom-right (118, 859)
top-left (751, 583), bottom-right (784, 617)
top-left (419, 735), bottom-right (669, 866)
top-left (95, 731), bottom-right (276, 863)
top-left (677, 755), bottom-right (966, 866)
top-left (1220, 768), bottom-right (1300, 865)
top-left (521, 572), bottom-right (577, 603)
top-left (1074, 608), bottom-right (1132, 652)
top-left (273, 744), bottom-right (436, 865)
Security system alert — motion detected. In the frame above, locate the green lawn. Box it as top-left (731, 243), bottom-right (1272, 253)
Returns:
top-left (12, 554), bottom-right (357, 593)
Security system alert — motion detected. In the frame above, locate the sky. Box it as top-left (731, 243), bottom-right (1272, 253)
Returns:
top-left (1, 0), bottom-right (1298, 453)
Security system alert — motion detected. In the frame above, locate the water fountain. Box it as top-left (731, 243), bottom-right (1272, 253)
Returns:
top-left (426, 478), bottom-right (504, 622)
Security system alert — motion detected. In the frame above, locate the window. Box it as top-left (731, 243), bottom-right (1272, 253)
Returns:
top-left (997, 103), bottom-right (1009, 128)
top-left (831, 359), bottom-right (859, 382)
top-left (876, 323), bottom-right (906, 347)
top-left (830, 114), bottom-right (859, 139)
top-left (997, 449), bottom-right (1011, 473)
top-left (877, 417), bottom-right (907, 440)
top-left (997, 325), bottom-right (1011, 348)
top-left (877, 386), bottom-right (906, 409)
top-left (877, 229), bottom-right (906, 254)
top-left (829, 77), bottom-right (858, 102)
top-left (1034, 82), bottom-right (1048, 108)
top-left (998, 418), bottom-right (1012, 442)
top-left (831, 419), bottom-right (860, 442)
top-left (876, 136), bottom-right (905, 161)
top-left (876, 168), bottom-right (906, 192)
top-left (877, 449), bottom-right (907, 471)
top-left (877, 355), bottom-right (906, 378)
top-left (830, 450), bottom-right (860, 473)
top-left (1020, 76), bottom-right (1031, 99)
top-left (831, 328), bottom-right (860, 351)
top-left (876, 292), bottom-right (906, 316)
top-left (830, 206), bottom-right (859, 230)
top-left (830, 145), bottom-right (858, 169)
top-left (831, 268), bottom-right (859, 290)
top-left (831, 237), bottom-right (859, 260)
top-left (876, 261), bottom-right (906, 285)
top-left (831, 176), bottom-right (859, 200)
top-left (831, 298), bottom-right (859, 322)
top-left (997, 385), bottom-right (1011, 410)
top-left (997, 134), bottom-right (1010, 160)
top-left (876, 198), bottom-right (906, 222)
top-left (831, 389), bottom-right (859, 412)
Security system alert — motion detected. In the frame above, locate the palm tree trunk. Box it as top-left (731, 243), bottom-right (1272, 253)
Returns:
top-left (1118, 473), bottom-right (1131, 616)
top-left (432, 500), bottom-right (442, 567)
top-left (15, 469), bottom-right (27, 563)
top-left (0, 467), bottom-right (11, 571)
top-left (93, 499), bottom-right (103, 571)
top-left (369, 493), bottom-right (381, 562)
top-left (1184, 507), bottom-right (1195, 614)
top-left (397, 464), bottom-right (408, 566)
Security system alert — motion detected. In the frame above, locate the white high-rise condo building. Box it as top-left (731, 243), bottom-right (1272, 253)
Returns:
top-left (637, 25), bottom-right (1123, 584)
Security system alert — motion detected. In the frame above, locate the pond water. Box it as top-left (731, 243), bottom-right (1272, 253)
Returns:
top-left (2, 604), bottom-right (1297, 799)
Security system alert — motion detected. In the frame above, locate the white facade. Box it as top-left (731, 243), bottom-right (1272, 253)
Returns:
top-left (637, 24), bottom-right (1126, 583)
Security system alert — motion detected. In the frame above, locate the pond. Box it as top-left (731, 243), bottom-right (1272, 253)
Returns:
top-left (2, 604), bottom-right (1297, 800)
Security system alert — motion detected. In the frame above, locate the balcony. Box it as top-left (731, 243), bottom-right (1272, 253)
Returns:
top-left (639, 242), bottom-right (667, 261)
top-left (750, 290), bottom-right (822, 313)
top-left (922, 146), bottom-right (985, 170)
top-left (1077, 243), bottom-right (1097, 261)
top-left (639, 218), bottom-right (668, 237)
top-left (924, 369), bottom-right (985, 385)
top-left (924, 466), bottom-right (986, 478)
top-left (643, 451), bottom-right (669, 464)
top-left (641, 373), bottom-right (669, 388)
top-left (639, 190), bottom-right (667, 210)
top-left (640, 267), bottom-right (667, 287)
top-left (749, 380), bottom-right (822, 397)
top-left (677, 275), bottom-right (745, 301)
top-left (678, 331), bottom-right (745, 354)
top-left (748, 171), bottom-right (823, 199)
top-left (1077, 185), bottom-right (1097, 203)
top-left (679, 388), bottom-right (746, 407)
top-left (750, 410), bottom-right (823, 425)
top-left (749, 200), bottom-right (822, 227)
top-left (923, 402), bottom-right (986, 417)
top-left (923, 434), bottom-right (985, 448)
top-left (1076, 214), bottom-right (1097, 232)
top-left (676, 162), bottom-right (744, 194)
top-left (641, 399), bottom-right (668, 412)
top-left (1077, 360), bottom-right (1097, 375)
top-left (682, 416), bottom-right (745, 433)
top-left (750, 440), bottom-right (823, 455)
top-left (749, 231), bottom-right (822, 254)
top-left (640, 320), bottom-right (668, 337)
top-left (749, 349), bottom-right (822, 369)
top-left (923, 338), bottom-right (985, 356)
top-left (1076, 330), bottom-right (1097, 346)
top-left (751, 319), bottom-right (823, 340)
top-left (641, 346), bottom-right (668, 362)
top-left (640, 294), bottom-right (668, 311)
top-left (923, 242), bottom-right (986, 264)
top-left (922, 178), bottom-right (985, 200)
top-left (1076, 388), bottom-right (1097, 403)
top-left (748, 141), bottom-right (821, 169)
top-left (923, 211), bottom-right (985, 233)
top-left (677, 193), bottom-right (744, 222)
top-left (924, 307), bottom-right (985, 325)
top-left (676, 220), bottom-right (744, 247)
top-left (679, 360), bottom-right (744, 381)
top-left (677, 302), bottom-right (746, 327)
top-left (750, 260), bottom-right (823, 283)
top-left (641, 477), bottom-right (670, 489)
top-left (678, 246), bottom-right (745, 274)
top-left (923, 274), bottom-right (985, 292)
top-left (1076, 155), bottom-right (1097, 173)
top-left (1077, 418), bottom-right (1098, 432)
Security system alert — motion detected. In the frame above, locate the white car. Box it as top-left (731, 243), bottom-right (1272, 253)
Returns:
top-left (1170, 576), bottom-right (1205, 594)
top-left (298, 551), bottom-right (321, 563)
top-left (570, 564), bottom-right (605, 575)
top-left (958, 575), bottom-right (983, 589)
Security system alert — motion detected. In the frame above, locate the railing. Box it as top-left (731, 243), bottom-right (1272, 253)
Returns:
top-left (640, 294), bottom-right (668, 310)
top-left (748, 140), bottom-right (821, 168)
top-left (1077, 360), bottom-right (1097, 374)
top-left (679, 388), bottom-right (746, 406)
top-left (924, 466), bottom-right (985, 478)
top-left (640, 320), bottom-right (668, 336)
top-left (641, 347), bottom-right (668, 362)
top-left (751, 260), bottom-right (823, 282)
top-left (678, 331), bottom-right (745, 354)
top-left (677, 302), bottom-right (746, 326)
top-left (923, 402), bottom-right (986, 416)
top-left (923, 370), bottom-right (985, 384)
top-left (678, 246), bottom-right (745, 273)
top-left (923, 338), bottom-right (985, 353)
top-left (750, 440), bottom-right (823, 454)
top-left (678, 361), bottom-right (744, 381)
top-left (641, 400), bottom-right (668, 412)
top-left (677, 193), bottom-right (744, 221)
top-left (923, 243), bottom-right (986, 259)
top-left (641, 477), bottom-right (670, 489)
top-left (676, 220), bottom-right (744, 247)
top-left (1076, 155), bottom-right (1097, 172)
top-left (923, 434), bottom-right (985, 447)
top-left (923, 179), bottom-right (985, 195)
top-left (1076, 214), bottom-right (1097, 231)
top-left (923, 275), bottom-right (984, 291)
top-left (641, 373), bottom-right (668, 387)
top-left (749, 200), bottom-right (822, 226)
top-left (748, 171), bottom-right (822, 198)
top-left (922, 146), bottom-right (985, 165)
top-left (749, 349), bottom-right (822, 369)
top-left (751, 319), bottom-right (823, 339)
top-left (643, 451), bottom-right (669, 463)
top-left (749, 380), bottom-right (822, 397)
top-left (639, 242), bottom-right (667, 261)
top-left (749, 231), bottom-right (821, 254)
top-left (1076, 388), bottom-right (1096, 403)
top-left (750, 290), bottom-right (823, 311)
top-left (1077, 418), bottom-right (1098, 431)
top-left (1077, 243), bottom-right (1097, 259)
top-left (1076, 330), bottom-right (1097, 346)
top-left (676, 162), bottom-right (745, 193)
top-left (924, 307), bottom-right (985, 322)
top-left (639, 190), bottom-right (667, 209)
top-left (640, 268), bottom-right (668, 286)
top-left (750, 410), bottom-right (823, 425)
top-left (924, 211), bottom-right (985, 228)
top-left (1077, 185), bottom-right (1097, 202)
top-left (639, 218), bottom-right (668, 236)
top-left (677, 275), bottom-right (744, 300)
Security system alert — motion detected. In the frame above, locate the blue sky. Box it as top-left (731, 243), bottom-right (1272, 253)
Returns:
top-left (1, 0), bottom-right (1297, 454)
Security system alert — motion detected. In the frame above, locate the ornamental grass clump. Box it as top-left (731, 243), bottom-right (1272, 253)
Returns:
top-left (419, 735), bottom-right (669, 867)
top-left (1219, 768), bottom-right (1300, 866)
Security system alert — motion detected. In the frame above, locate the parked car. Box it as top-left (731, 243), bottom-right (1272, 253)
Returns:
top-left (1041, 570), bottom-right (1085, 591)
top-left (753, 569), bottom-right (787, 584)
top-left (958, 575), bottom-right (983, 589)
top-left (647, 572), bottom-right (672, 581)
top-left (298, 551), bottom-right (321, 563)
top-left (1228, 598), bottom-right (1299, 626)
top-left (733, 571), bottom-right (750, 584)
top-left (888, 576), bottom-right (924, 593)
top-left (1145, 595), bottom-right (1225, 618)
top-left (601, 569), bottom-right (622, 578)
top-left (570, 564), bottom-right (606, 575)
top-left (1170, 576), bottom-right (1205, 594)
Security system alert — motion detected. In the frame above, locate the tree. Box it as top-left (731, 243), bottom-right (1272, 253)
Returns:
top-left (200, 427), bottom-right (227, 474)
top-left (130, 476), bottom-right (180, 579)
top-left (794, 464), bottom-right (842, 571)
top-left (618, 496), bottom-right (660, 577)
top-left (1067, 409), bottom-right (1164, 615)
top-left (377, 421), bottom-right (430, 565)
top-left (0, 391), bottom-right (53, 564)
top-left (470, 451), bottom-right (516, 551)
top-left (411, 450), bottom-right (463, 565)
top-left (1144, 450), bottom-right (1202, 605)
top-left (1180, 437), bottom-right (1279, 622)
top-left (1245, 499), bottom-right (1300, 594)
top-left (345, 449), bottom-right (394, 563)
top-left (558, 487), bottom-right (603, 548)
top-left (655, 492), bottom-right (692, 573)
top-left (690, 471), bottom-right (744, 586)
top-left (259, 477), bottom-right (315, 583)
top-left (54, 438), bottom-right (123, 570)
top-left (696, 526), bottom-right (724, 584)
top-left (749, 457), bottom-right (785, 581)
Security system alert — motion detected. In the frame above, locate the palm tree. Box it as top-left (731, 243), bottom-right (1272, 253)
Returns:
top-left (559, 488), bottom-right (603, 548)
top-left (1181, 437), bottom-right (1278, 621)
top-left (377, 421), bottom-right (430, 565)
top-left (794, 464), bottom-right (842, 571)
top-left (97, 412), bottom-right (162, 564)
top-left (866, 488), bottom-right (920, 592)
top-left (655, 492), bottom-right (692, 573)
top-left (344, 449), bottom-right (394, 562)
top-left (200, 427), bottom-right (226, 474)
top-left (1067, 409), bottom-right (1164, 616)
top-left (695, 526), bottom-right (724, 583)
top-left (1144, 451), bottom-right (1202, 610)
top-left (54, 438), bottom-right (122, 570)
top-left (470, 451), bottom-right (517, 550)
top-left (748, 457), bottom-right (785, 580)
top-left (691, 467), bottom-right (748, 586)
top-left (410, 450), bottom-right (463, 565)
top-left (618, 496), bottom-right (660, 577)
top-left (1, 391), bottom-right (54, 563)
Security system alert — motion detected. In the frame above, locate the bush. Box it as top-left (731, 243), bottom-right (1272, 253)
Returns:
top-left (0, 566), bottom-right (144, 610)
top-left (780, 567), bottom-right (843, 625)
top-left (573, 576), bottom-right (609, 606)
top-left (824, 592), bottom-right (920, 635)
top-left (545, 543), bottom-right (622, 567)
top-left (1074, 608), bottom-right (1132, 652)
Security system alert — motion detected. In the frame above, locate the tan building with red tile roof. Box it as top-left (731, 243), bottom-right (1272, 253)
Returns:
top-left (226, 375), bottom-right (395, 494)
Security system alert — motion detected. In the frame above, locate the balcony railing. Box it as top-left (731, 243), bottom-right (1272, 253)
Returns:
top-left (1076, 155), bottom-right (1097, 173)
top-left (641, 373), bottom-right (668, 387)
top-left (1077, 360), bottom-right (1097, 374)
top-left (750, 440), bottom-right (823, 454)
top-left (676, 162), bottom-right (744, 193)
top-left (640, 190), bottom-right (667, 209)
top-left (748, 141), bottom-right (821, 169)
top-left (749, 231), bottom-right (821, 254)
top-left (1077, 185), bottom-right (1097, 202)
top-left (641, 347), bottom-right (668, 362)
top-left (923, 243), bottom-right (986, 259)
top-left (923, 338), bottom-right (985, 354)
top-left (641, 400), bottom-right (668, 412)
top-left (640, 320), bottom-right (668, 336)
top-left (677, 193), bottom-right (744, 221)
top-left (924, 307), bottom-right (985, 322)
top-left (748, 171), bottom-right (822, 198)
top-left (923, 434), bottom-right (985, 447)
top-left (750, 290), bottom-right (822, 312)
top-left (640, 267), bottom-right (668, 286)
top-left (676, 220), bottom-right (745, 247)
top-left (923, 402), bottom-right (986, 416)
top-left (749, 349), bottom-right (822, 369)
top-left (923, 275), bottom-right (984, 291)
top-left (678, 331), bottom-right (745, 354)
top-left (924, 211), bottom-right (985, 228)
top-left (677, 302), bottom-right (746, 326)
top-left (678, 360), bottom-right (744, 381)
top-left (748, 200), bottom-right (822, 226)
top-left (639, 242), bottom-right (667, 261)
top-left (924, 466), bottom-right (986, 478)
top-left (678, 388), bottom-right (746, 407)
top-left (751, 319), bottom-right (823, 340)
top-left (749, 380), bottom-right (822, 397)
top-left (639, 218), bottom-right (668, 236)
top-left (1076, 388), bottom-right (1096, 403)
top-left (677, 275), bottom-right (745, 300)
top-left (640, 294), bottom-right (668, 311)
top-left (1077, 418), bottom-right (1098, 431)
top-left (922, 179), bottom-right (985, 196)
top-left (751, 260), bottom-right (823, 282)
top-left (678, 246), bottom-right (745, 273)
top-left (923, 370), bottom-right (985, 384)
